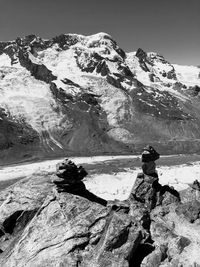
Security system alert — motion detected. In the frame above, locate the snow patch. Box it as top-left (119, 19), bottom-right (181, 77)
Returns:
top-left (0, 66), bottom-right (65, 134)
top-left (0, 54), bottom-right (11, 67)
top-left (173, 64), bottom-right (200, 87)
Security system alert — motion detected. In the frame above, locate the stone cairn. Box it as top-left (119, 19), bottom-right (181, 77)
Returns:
top-left (130, 145), bottom-right (180, 210)
top-left (52, 159), bottom-right (88, 193)
top-left (52, 158), bottom-right (108, 206)
top-left (141, 145), bottom-right (160, 177)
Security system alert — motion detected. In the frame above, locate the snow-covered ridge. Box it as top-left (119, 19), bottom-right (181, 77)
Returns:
top-left (1, 33), bottom-right (199, 90)
top-left (173, 64), bottom-right (200, 87)
top-left (1, 32), bottom-right (200, 163)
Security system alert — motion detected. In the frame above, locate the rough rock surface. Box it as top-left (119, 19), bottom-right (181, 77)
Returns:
top-left (0, 163), bottom-right (200, 266)
top-left (0, 174), bottom-right (146, 267)
top-left (129, 172), bottom-right (180, 211)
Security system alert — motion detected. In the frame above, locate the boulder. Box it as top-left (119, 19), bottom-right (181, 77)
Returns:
top-left (129, 172), bottom-right (180, 210)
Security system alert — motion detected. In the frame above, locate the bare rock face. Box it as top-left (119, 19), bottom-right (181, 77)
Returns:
top-left (136, 48), bottom-right (150, 72)
top-left (0, 173), bottom-right (147, 266)
top-left (0, 161), bottom-right (200, 266)
top-left (143, 180), bottom-right (200, 266)
top-left (129, 172), bottom-right (180, 211)
top-left (0, 173), bottom-right (54, 254)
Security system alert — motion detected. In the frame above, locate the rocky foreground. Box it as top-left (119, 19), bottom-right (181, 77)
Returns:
top-left (0, 160), bottom-right (200, 266)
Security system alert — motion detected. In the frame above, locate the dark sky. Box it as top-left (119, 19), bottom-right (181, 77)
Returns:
top-left (0, 0), bottom-right (199, 65)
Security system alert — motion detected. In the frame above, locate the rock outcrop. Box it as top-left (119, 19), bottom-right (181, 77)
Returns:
top-left (0, 162), bottom-right (147, 267)
top-left (0, 160), bottom-right (200, 266)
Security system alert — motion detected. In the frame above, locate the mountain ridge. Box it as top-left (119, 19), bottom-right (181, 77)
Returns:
top-left (0, 33), bottom-right (200, 164)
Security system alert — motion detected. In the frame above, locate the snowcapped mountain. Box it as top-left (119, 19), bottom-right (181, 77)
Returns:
top-left (0, 33), bottom-right (200, 164)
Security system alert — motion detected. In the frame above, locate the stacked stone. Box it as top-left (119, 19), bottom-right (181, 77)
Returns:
top-left (130, 145), bottom-right (180, 210)
top-left (141, 145), bottom-right (160, 177)
top-left (52, 159), bottom-right (88, 193)
top-left (130, 145), bottom-right (161, 210)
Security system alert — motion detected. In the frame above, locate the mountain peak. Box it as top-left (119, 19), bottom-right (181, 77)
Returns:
top-left (86, 32), bottom-right (113, 39)
top-left (1, 32), bottom-right (200, 164)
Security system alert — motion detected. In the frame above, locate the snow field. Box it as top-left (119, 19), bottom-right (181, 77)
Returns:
top-left (1, 156), bottom-right (200, 200)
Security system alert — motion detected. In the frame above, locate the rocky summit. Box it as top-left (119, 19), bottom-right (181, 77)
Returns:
top-left (0, 159), bottom-right (200, 266)
top-left (0, 33), bottom-right (200, 164)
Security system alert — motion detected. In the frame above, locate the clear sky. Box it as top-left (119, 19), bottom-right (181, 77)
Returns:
top-left (0, 0), bottom-right (199, 65)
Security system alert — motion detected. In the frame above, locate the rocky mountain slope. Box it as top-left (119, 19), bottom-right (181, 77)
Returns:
top-left (0, 33), bottom-right (200, 163)
top-left (0, 159), bottom-right (200, 266)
